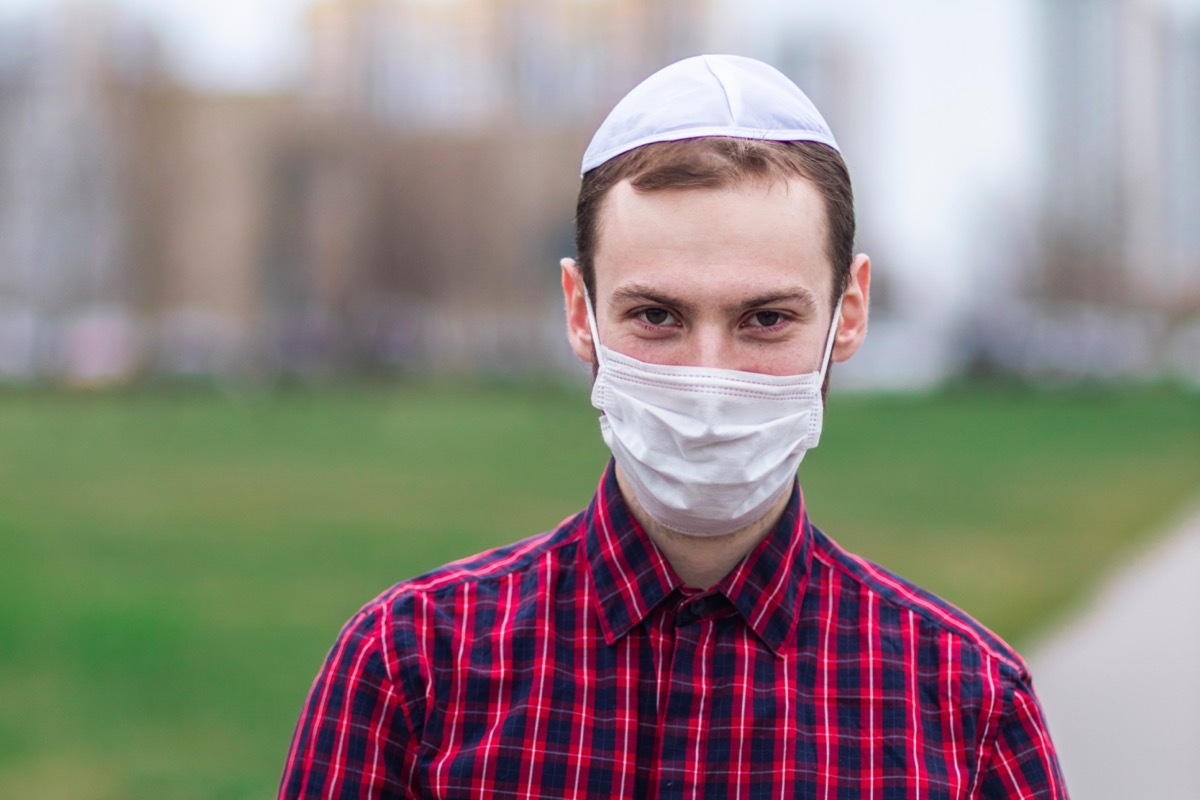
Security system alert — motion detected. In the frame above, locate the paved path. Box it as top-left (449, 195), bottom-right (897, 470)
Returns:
top-left (1028, 498), bottom-right (1200, 799)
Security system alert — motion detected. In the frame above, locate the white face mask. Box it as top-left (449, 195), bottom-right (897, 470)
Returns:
top-left (586, 293), bottom-right (841, 537)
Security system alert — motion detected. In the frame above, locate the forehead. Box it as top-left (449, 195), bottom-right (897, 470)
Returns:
top-left (592, 176), bottom-right (833, 298)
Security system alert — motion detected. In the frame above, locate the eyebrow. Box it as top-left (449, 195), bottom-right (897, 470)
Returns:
top-left (609, 283), bottom-right (819, 316)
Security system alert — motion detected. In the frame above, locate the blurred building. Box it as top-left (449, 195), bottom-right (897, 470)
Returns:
top-left (0, 5), bottom-right (304, 383)
top-left (0, 0), bottom-right (716, 382)
top-left (0, 6), bottom-right (160, 382)
top-left (306, 0), bottom-right (707, 129)
top-left (293, 0), bottom-right (714, 372)
top-left (966, 0), bottom-right (1200, 383)
top-left (141, 89), bottom-right (296, 377)
top-left (4, 0), bottom-right (1194, 385)
top-left (1042, 0), bottom-right (1200, 314)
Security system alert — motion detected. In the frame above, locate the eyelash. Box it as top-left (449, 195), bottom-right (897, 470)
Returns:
top-left (744, 311), bottom-right (789, 330)
top-left (633, 308), bottom-right (679, 328)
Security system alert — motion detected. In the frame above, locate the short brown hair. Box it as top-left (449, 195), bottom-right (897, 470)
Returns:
top-left (574, 138), bottom-right (855, 309)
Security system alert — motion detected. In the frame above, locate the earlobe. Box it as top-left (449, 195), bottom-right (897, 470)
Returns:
top-left (561, 258), bottom-right (595, 365)
top-left (833, 254), bottom-right (871, 363)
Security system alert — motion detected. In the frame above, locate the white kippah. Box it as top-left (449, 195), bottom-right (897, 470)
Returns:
top-left (581, 54), bottom-right (839, 176)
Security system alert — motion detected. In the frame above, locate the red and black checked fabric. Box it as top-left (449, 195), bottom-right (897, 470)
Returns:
top-left (280, 464), bottom-right (1067, 799)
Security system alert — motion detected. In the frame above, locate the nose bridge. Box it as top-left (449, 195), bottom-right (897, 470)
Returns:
top-left (690, 318), bottom-right (733, 369)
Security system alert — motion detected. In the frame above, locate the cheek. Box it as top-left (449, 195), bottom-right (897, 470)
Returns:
top-left (609, 337), bottom-right (684, 366)
top-left (734, 340), bottom-right (825, 376)
top-left (740, 354), bottom-right (799, 376)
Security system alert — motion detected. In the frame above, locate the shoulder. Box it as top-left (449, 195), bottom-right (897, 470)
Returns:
top-left (808, 523), bottom-right (1030, 680)
top-left (806, 524), bottom-right (1069, 791)
top-left (353, 510), bottom-right (587, 624)
top-left (316, 512), bottom-right (588, 697)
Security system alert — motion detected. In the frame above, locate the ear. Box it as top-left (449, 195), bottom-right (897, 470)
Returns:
top-left (832, 253), bottom-right (870, 363)
top-left (561, 258), bottom-right (595, 364)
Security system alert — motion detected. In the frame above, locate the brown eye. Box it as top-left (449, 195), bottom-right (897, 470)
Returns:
top-left (750, 311), bottom-right (783, 328)
top-left (639, 308), bottom-right (674, 326)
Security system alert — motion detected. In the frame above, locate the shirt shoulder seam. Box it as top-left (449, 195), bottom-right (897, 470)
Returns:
top-left (811, 542), bottom-right (1029, 680)
top-left (367, 515), bottom-right (586, 607)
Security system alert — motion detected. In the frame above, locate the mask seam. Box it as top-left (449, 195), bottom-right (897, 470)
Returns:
top-left (603, 358), bottom-right (818, 390)
top-left (600, 375), bottom-right (819, 401)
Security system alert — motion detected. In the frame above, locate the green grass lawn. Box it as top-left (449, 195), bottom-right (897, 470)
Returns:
top-left (1, 381), bottom-right (1197, 799)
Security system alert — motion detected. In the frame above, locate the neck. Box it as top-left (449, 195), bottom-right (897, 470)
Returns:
top-left (614, 464), bottom-right (790, 590)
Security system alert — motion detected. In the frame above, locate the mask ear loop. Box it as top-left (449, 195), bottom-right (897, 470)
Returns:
top-left (817, 297), bottom-right (844, 385)
top-left (583, 289), bottom-right (608, 368)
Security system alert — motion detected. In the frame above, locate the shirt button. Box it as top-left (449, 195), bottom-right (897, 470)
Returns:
top-left (678, 597), bottom-right (715, 624)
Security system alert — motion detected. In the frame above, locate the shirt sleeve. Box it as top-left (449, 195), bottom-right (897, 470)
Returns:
top-left (975, 678), bottom-right (1069, 799)
top-left (278, 602), bottom-right (419, 799)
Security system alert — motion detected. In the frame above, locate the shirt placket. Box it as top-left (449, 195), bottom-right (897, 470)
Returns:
top-left (650, 592), bottom-right (722, 800)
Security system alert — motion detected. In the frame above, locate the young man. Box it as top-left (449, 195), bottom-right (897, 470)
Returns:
top-left (280, 55), bottom-right (1066, 799)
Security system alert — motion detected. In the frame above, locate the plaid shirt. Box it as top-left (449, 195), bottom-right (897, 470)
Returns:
top-left (280, 464), bottom-right (1067, 799)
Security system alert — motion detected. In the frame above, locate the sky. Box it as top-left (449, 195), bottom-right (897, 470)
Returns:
top-left (0, 0), bottom-right (312, 90)
top-left (2, 0), bottom-right (1192, 93)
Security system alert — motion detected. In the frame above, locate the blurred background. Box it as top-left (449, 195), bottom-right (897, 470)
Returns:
top-left (0, 0), bottom-right (1196, 386)
top-left (0, 0), bottom-right (1197, 798)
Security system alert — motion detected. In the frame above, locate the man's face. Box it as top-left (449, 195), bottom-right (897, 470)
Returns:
top-left (564, 175), bottom-right (869, 376)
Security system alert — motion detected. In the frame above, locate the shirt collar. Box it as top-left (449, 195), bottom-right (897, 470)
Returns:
top-left (585, 460), bottom-right (813, 656)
